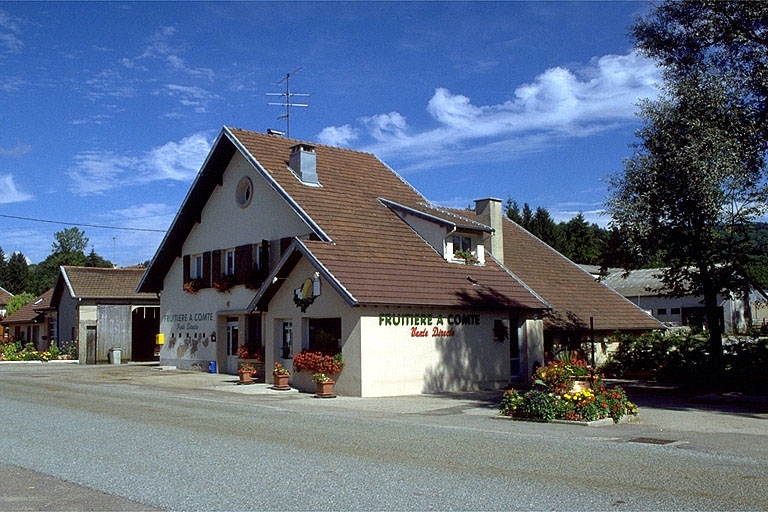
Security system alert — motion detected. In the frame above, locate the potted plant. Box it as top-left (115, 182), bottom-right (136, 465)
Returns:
top-left (292, 350), bottom-right (345, 394)
top-left (272, 362), bottom-right (291, 390)
top-left (213, 273), bottom-right (237, 293)
top-left (237, 363), bottom-right (256, 385)
top-left (454, 249), bottom-right (478, 265)
top-left (312, 372), bottom-right (335, 398)
top-left (183, 278), bottom-right (204, 294)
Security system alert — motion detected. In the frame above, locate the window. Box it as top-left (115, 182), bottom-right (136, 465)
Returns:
top-left (308, 318), bottom-right (342, 355)
top-left (235, 177), bottom-right (253, 208)
top-left (452, 235), bottom-right (472, 253)
top-left (671, 308), bottom-right (681, 315)
top-left (281, 321), bottom-right (293, 359)
top-left (657, 308), bottom-right (667, 316)
top-left (194, 254), bottom-right (203, 279)
top-left (225, 249), bottom-right (235, 276)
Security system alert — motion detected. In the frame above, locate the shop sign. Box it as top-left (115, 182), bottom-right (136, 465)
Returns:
top-left (163, 312), bottom-right (215, 331)
top-left (378, 312), bottom-right (481, 338)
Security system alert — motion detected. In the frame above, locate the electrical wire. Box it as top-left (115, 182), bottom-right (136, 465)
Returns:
top-left (0, 213), bottom-right (167, 233)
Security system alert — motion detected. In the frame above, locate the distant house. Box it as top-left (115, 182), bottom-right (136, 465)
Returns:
top-left (1, 290), bottom-right (56, 351)
top-left (593, 267), bottom-right (768, 334)
top-left (50, 266), bottom-right (160, 364)
top-left (137, 127), bottom-right (660, 396)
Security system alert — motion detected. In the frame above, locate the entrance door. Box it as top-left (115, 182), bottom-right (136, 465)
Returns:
top-left (86, 325), bottom-right (97, 365)
top-left (226, 318), bottom-right (239, 374)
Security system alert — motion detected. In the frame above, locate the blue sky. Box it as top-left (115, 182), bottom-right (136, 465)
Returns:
top-left (0, 1), bottom-right (659, 267)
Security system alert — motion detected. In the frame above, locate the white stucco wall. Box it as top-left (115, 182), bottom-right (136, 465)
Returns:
top-left (159, 151), bottom-right (312, 371)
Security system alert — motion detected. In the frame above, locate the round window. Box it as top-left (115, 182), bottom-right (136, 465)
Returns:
top-left (235, 177), bottom-right (253, 208)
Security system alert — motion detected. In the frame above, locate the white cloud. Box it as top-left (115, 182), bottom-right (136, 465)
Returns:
top-left (328, 51), bottom-right (660, 168)
top-left (0, 144), bottom-right (31, 157)
top-left (67, 133), bottom-right (212, 195)
top-left (0, 10), bottom-right (22, 53)
top-left (316, 124), bottom-right (358, 146)
top-left (163, 84), bottom-right (220, 113)
top-left (0, 174), bottom-right (32, 203)
top-left (143, 133), bottom-right (211, 182)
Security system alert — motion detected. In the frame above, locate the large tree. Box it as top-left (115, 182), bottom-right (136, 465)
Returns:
top-left (4, 252), bottom-right (30, 295)
top-left (612, 1), bottom-right (768, 373)
top-left (608, 72), bottom-right (768, 373)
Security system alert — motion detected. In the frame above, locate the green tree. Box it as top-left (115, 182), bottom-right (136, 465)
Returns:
top-left (52, 227), bottom-right (89, 254)
top-left (505, 197), bottom-right (522, 224)
top-left (26, 228), bottom-right (113, 295)
top-left (561, 213), bottom-right (605, 265)
top-left (0, 246), bottom-right (6, 290)
top-left (607, 72), bottom-right (767, 373)
top-left (529, 206), bottom-right (561, 248)
top-left (611, 1), bottom-right (768, 373)
top-left (5, 252), bottom-right (29, 295)
top-left (5, 291), bottom-right (35, 317)
top-left (520, 203), bottom-right (533, 231)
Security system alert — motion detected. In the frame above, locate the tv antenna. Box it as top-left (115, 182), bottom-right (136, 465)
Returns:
top-left (267, 67), bottom-right (310, 138)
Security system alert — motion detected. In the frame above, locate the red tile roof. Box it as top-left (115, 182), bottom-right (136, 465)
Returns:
top-left (227, 129), bottom-right (547, 310)
top-left (454, 211), bottom-right (661, 332)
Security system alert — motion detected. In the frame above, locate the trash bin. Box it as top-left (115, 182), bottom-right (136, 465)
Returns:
top-left (109, 348), bottom-right (122, 365)
top-left (209, 361), bottom-right (217, 374)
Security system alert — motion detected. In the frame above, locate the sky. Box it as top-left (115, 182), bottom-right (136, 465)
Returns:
top-left (0, 1), bottom-right (661, 268)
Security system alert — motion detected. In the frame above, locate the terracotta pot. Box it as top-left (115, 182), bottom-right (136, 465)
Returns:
top-left (272, 372), bottom-right (290, 390)
top-left (315, 378), bottom-right (335, 398)
top-left (239, 371), bottom-right (254, 385)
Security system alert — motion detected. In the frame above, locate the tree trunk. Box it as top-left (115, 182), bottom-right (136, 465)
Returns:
top-left (703, 287), bottom-right (723, 377)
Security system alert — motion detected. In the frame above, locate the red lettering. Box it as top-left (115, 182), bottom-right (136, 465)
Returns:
top-left (411, 327), bottom-right (428, 337)
top-left (432, 326), bottom-right (455, 337)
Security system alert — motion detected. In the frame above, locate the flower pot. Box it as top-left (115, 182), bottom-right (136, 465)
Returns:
top-left (272, 372), bottom-right (290, 390)
top-left (238, 371), bottom-right (254, 385)
top-left (315, 378), bottom-right (335, 398)
top-left (569, 379), bottom-right (591, 393)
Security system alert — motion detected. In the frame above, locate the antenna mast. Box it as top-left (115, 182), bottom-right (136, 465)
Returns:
top-left (267, 68), bottom-right (310, 138)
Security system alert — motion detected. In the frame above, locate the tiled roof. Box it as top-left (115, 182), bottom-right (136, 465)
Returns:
top-left (1, 290), bottom-right (52, 325)
top-left (449, 208), bottom-right (661, 332)
top-left (227, 129), bottom-right (547, 310)
top-left (498, 219), bottom-right (661, 331)
top-left (60, 266), bottom-right (157, 300)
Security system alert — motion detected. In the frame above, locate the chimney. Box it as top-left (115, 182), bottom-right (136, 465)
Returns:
top-left (475, 198), bottom-right (504, 263)
top-left (289, 143), bottom-right (318, 185)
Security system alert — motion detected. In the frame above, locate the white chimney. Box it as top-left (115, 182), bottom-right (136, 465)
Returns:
top-left (289, 143), bottom-right (318, 185)
top-left (475, 198), bottom-right (504, 263)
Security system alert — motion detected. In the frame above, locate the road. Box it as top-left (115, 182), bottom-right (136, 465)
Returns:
top-left (0, 363), bottom-right (766, 511)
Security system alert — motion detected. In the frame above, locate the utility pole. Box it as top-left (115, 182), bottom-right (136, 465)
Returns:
top-left (267, 67), bottom-right (310, 138)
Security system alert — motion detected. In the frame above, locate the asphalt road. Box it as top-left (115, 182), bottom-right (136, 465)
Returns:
top-left (0, 363), bottom-right (766, 511)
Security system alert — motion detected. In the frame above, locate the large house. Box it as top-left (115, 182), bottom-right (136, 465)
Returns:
top-left (1, 289), bottom-right (55, 350)
top-left (138, 127), bottom-right (660, 396)
top-left (51, 266), bottom-right (160, 364)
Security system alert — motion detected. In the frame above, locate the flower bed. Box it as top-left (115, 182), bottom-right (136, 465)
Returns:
top-left (499, 357), bottom-right (638, 424)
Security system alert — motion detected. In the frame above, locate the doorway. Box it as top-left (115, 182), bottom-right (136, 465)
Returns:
top-left (225, 318), bottom-right (239, 374)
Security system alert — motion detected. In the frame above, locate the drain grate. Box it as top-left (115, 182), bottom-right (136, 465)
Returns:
top-left (628, 437), bottom-right (676, 445)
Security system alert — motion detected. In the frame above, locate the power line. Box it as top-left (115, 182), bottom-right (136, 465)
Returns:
top-left (0, 213), bottom-right (167, 233)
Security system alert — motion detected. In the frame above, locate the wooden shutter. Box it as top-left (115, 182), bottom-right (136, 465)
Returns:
top-left (235, 244), bottom-right (253, 284)
top-left (212, 250), bottom-right (221, 284)
top-left (202, 251), bottom-right (212, 288)
top-left (182, 255), bottom-right (190, 283)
